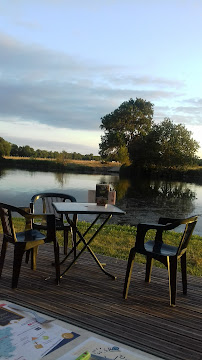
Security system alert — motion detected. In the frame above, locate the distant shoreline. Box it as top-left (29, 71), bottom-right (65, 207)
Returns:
top-left (1, 157), bottom-right (202, 184)
top-left (120, 163), bottom-right (202, 184)
top-left (0, 157), bottom-right (121, 175)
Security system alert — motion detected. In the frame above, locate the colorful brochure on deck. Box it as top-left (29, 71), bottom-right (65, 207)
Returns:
top-left (0, 303), bottom-right (80, 360)
top-left (58, 336), bottom-right (141, 360)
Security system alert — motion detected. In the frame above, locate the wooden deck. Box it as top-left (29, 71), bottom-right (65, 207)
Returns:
top-left (0, 241), bottom-right (202, 360)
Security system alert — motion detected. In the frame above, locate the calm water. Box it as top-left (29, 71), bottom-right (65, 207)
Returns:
top-left (0, 168), bottom-right (202, 236)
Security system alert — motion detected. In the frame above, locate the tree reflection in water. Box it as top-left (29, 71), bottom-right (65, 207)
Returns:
top-left (54, 172), bottom-right (69, 187)
top-left (0, 169), bottom-right (6, 179)
top-left (110, 176), bottom-right (196, 226)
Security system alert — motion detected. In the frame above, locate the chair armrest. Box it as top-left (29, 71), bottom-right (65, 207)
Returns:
top-left (18, 207), bottom-right (30, 213)
top-left (138, 221), bottom-right (181, 232)
top-left (23, 213), bottom-right (56, 237)
top-left (158, 217), bottom-right (181, 225)
top-left (24, 213), bottom-right (51, 220)
top-left (135, 221), bottom-right (182, 254)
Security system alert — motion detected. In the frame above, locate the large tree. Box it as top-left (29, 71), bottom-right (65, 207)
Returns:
top-left (130, 118), bottom-right (199, 167)
top-left (99, 98), bottom-right (154, 162)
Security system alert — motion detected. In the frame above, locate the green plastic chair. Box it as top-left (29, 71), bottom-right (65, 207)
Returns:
top-left (0, 202), bottom-right (60, 288)
top-left (30, 193), bottom-right (77, 256)
top-left (123, 215), bottom-right (198, 306)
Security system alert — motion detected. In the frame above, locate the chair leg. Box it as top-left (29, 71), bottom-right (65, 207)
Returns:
top-left (12, 245), bottom-right (25, 289)
top-left (167, 256), bottom-right (178, 307)
top-left (31, 246), bottom-right (38, 271)
top-left (72, 214), bottom-right (77, 260)
top-left (181, 253), bottom-right (187, 294)
top-left (72, 227), bottom-right (77, 260)
top-left (0, 239), bottom-right (8, 277)
top-left (123, 248), bottom-right (136, 299)
top-left (25, 250), bottom-right (30, 264)
top-left (145, 256), bottom-right (153, 283)
top-left (64, 228), bottom-right (69, 255)
top-left (53, 239), bottom-right (60, 285)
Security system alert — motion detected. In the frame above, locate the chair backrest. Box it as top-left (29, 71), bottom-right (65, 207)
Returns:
top-left (176, 216), bottom-right (198, 256)
top-left (30, 193), bottom-right (76, 221)
top-left (0, 203), bottom-right (25, 243)
top-left (159, 215), bottom-right (198, 256)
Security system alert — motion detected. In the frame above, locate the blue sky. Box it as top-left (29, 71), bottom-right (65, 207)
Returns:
top-left (0, 0), bottom-right (202, 156)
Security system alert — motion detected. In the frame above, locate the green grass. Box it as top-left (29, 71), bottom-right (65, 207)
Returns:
top-left (1, 219), bottom-right (202, 277)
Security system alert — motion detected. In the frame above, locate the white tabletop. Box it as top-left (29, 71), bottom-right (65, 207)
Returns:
top-left (52, 202), bottom-right (125, 215)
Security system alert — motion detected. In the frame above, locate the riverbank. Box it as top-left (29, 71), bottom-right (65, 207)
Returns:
top-left (1, 157), bottom-right (202, 182)
top-left (120, 164), bottom-right (202, 184)
top-left (0, 157), bottom-right (121, 175)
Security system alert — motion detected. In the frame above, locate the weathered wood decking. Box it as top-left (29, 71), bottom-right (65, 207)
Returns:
top-left (0, 241), bottom-right (202, 360)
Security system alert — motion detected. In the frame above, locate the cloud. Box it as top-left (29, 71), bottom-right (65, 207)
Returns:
top-left (0, 32), bottom-right (199, 133)
top-left (170, 97), bottom-right (202, 125)
top-left (4, 134), bottom-right (98, 154)
top-left (107, 74), bottom-right (183, 89)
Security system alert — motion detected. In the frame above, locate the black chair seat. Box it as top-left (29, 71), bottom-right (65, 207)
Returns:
top-left (16, 229), bottom-right (46, 242)
top-left (144, 240), bottom-right (178, 257)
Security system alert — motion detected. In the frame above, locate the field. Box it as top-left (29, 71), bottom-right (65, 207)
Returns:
top-left (4, 156), bottom-right (120, 166)
top-left (1, 157), bottom-right (121, 174)
top-left (3, 156), bottom-right (121, 172)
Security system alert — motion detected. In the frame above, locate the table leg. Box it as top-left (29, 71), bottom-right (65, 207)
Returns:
top-left (60, 214), bottom-right (116, 280)
top-left (59, 214), bottom-right (101, 266)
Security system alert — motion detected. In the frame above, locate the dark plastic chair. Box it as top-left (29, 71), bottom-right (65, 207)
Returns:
top-left (0, 203), bottom-right (60, 288)
top-left (30, 193), bottom-right (77, 256)
top-left (123, 216), bottom-right (198, 306)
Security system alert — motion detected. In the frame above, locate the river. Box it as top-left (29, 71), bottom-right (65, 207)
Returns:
top-left (0, 168), bottom-right (201, 236)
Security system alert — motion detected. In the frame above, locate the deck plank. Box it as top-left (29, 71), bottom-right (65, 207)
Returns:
top-left (0, 241), bottom-right (202, 360)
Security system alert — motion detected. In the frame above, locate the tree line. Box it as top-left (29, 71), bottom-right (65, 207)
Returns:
top-left (0, 139), bottom-right (101, 161)
top-left (99, 98), bottom-right (200, 168)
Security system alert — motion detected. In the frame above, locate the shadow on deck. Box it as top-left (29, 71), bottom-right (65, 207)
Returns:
top-left (0, 241), bottom-right (202, 360)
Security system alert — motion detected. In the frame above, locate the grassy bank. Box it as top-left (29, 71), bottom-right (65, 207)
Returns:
top-left (0, 157), bottom-right (120, 174)
top-left (120, 164), bottom-right (202, 183)
top-left (2, 219), bottom-right (201, 277)
top-left (1, 157), bottom-right (202, 182)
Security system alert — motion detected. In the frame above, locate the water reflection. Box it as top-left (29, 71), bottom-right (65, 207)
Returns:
top-left (0, 169), bottom-right (201, 235)
top-left (111, 178), bottom-right (131, 201)
top-left (110, 176), bottom-right (197, 228)
top-left (0, 169), bottom-right (6, 179)
top-left (54, 172), bottom-right (69, 187)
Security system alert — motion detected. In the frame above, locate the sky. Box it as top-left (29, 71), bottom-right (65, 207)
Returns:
top-left (0, 0), bottom-right (202, 157)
